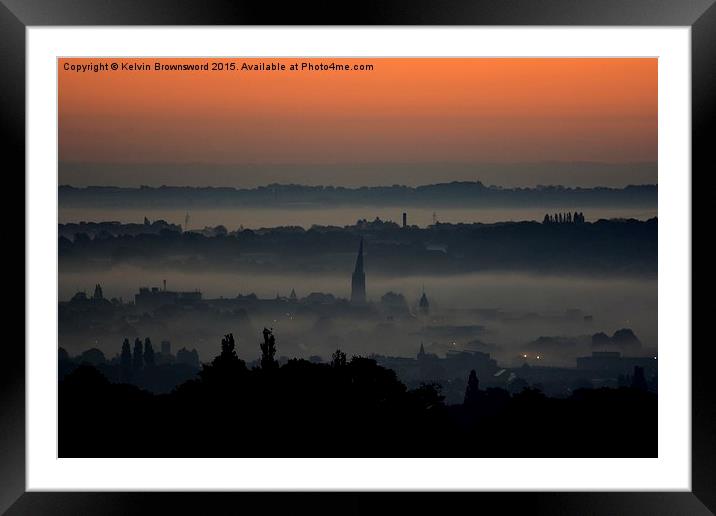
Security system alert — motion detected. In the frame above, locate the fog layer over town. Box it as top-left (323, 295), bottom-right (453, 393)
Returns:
top-left (59, 266), bottom-right (656, 367)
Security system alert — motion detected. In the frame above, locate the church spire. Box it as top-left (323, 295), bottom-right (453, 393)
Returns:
top-left (354, 237), bottom-right (364, 274)
top-left (350, 237), bottom-right (366, 305)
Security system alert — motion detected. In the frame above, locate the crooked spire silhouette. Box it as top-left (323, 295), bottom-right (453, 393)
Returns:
top-left (351, 237), bottom-right (366, 305)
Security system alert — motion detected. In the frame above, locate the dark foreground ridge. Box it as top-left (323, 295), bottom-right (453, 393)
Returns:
top-left (59, 330), bottom-right (656, 458)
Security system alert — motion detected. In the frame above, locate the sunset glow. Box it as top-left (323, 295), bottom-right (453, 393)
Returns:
top-left (59, 58), bottom-right (657, 167)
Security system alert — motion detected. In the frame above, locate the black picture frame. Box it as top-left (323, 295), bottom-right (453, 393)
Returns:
top-left (2, 1), bottom-right (710, 514)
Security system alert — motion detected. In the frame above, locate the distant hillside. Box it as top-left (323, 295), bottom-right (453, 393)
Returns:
top-left (59, 182), bottom-right (657, 209)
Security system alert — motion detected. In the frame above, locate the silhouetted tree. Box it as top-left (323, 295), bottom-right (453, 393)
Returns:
top-left (591, 332), bottom-right (611, 348)
top-left (120, 338), bottom-right (132, 382)
top-left (464, 369), bottom-right (481, 406)
top-left (58, 328), bottom-right (658, 459)
top-left (144, 338), bottom-right (155, 367)
top-left (513, 386), bottom-right (547, 404)
top-left (409, 382), bottom-right (445, 410)
top-left (198, 333), bottom-right (247, 384)
top-left (508, 377), bottom-right (529, 394)
top-left (133, 338), bottom-right (144, 371)
top-left (612, 328), bottom-right (642, 351)
top-left (260, 327), bottom-right (278, 370)
top-left (220, 333), bottom-right (237, 359)
top-left (79, 348), bottom-right (106, 366)
top-left (631, 366), bottom-right (648, 391)
top-left (331, 349), bottom-right (347, 368)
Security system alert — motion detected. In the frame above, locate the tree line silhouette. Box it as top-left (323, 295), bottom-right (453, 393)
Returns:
top-left (120, 337), bottom-right (157, 382)
top-left (542, 211), bottom-right (585, 224)
top-left (59, 217), bottom-right (657, 276)
top-left (59, 329), bottom-right (656, 458)
top-left (59, 183), bottom-right (657, 209)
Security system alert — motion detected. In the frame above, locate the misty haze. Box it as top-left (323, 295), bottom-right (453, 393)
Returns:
top-left (60, 266), bottom-right (657, 365)
top-left (59, 160), bottom-right (657, 189)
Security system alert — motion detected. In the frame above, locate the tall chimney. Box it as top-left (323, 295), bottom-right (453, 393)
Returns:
top-left (402, 212), bottom-right (407, 228)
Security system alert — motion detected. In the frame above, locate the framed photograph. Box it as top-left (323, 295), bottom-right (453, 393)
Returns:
top-left (4, 1), bottom-right (711, 514)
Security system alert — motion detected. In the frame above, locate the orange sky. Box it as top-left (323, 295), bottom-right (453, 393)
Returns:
top-left (59, 58), bottom-right (657, 169)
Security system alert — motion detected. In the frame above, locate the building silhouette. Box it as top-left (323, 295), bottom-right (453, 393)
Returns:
top-left (576, 351), bottom-right (656, 377)
top-left (134, 284), bottom-right (202, 313)
top-left (350, 238), bottom-right (367, 305)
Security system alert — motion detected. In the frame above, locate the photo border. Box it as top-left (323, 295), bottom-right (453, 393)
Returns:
top-left (3, 0), bottom-right (712, 514)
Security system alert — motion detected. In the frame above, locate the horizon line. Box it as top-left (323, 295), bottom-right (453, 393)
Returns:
top-left (59, 182), bottom-right (659, 190)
